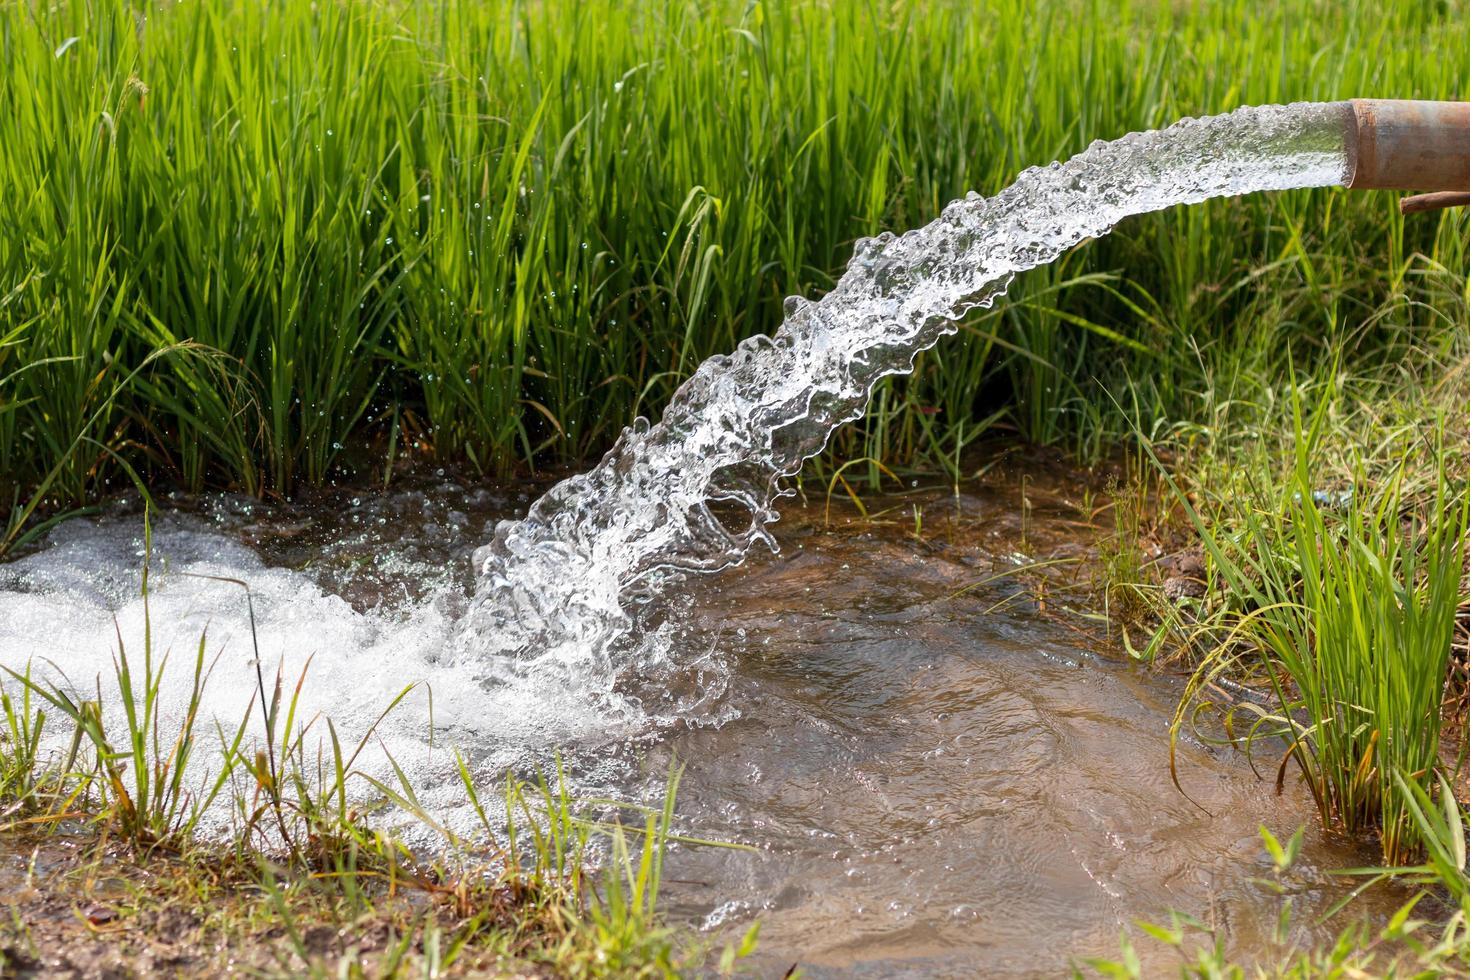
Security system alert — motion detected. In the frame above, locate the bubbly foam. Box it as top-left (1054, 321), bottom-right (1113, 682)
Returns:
top-left (0, 513), bottom-right (659, 837)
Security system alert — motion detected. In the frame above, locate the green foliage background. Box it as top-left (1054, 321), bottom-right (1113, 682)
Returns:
top-left (2, 0), bottom-right (1466, 512)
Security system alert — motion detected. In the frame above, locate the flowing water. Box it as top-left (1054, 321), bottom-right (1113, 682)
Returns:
top-left (649, 469), bottom-right (1400, 976)
top-left (0, 103), bottom-right (1389, 972)
top-left (457, 101), bottom-right (1352, 692)
top-left (0, 464), bottom-right (1402, 974)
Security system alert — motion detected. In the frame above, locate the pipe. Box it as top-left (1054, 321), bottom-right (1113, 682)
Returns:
top-left (1399, 190), bottom-right (1470, 215)
top-left (1346, 99), bottom-right (1470, 193)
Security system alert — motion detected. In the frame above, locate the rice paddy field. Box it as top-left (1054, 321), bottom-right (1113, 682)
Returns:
top-left (1, 0), bottom-right (1466, 515)
top-left (5, 0), bottom-right (1470, 976)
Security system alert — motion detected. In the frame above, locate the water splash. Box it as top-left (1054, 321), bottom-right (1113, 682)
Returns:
top-left (457, 102), bottom-right (1352, 678)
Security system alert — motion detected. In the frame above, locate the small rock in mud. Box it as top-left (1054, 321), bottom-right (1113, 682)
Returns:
top-left (1163, 574), bottom-right (1207, 602)
top-left (83, 904), bottom-right (117, 925)
top-left (1158, 548), bottom-right (1207, 603)
top-left (1158, 549), bottom-right (1206, 578)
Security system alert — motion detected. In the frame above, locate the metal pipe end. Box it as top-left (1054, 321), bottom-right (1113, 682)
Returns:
top-left (1348, 99), bottom-right (1470, 192)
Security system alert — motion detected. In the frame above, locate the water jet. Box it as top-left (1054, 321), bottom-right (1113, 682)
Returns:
top-left (457, 99), bottom-right (1470, 681)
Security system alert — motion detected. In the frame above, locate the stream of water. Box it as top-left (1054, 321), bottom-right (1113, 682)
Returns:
top-left (457, 101), bottom-right (1351, 694)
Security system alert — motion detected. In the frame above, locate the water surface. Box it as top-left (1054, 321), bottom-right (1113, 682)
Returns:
top-left (0, 458), bottom-right (1398, 975)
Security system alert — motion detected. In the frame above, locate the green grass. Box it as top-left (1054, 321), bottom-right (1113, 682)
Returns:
top-left (1142, 375), bottom-right (1470, 866)
top-left (1084, 781), bottom-right (1470, 976)
top-left (2, 0), bottom-right (1469, 553)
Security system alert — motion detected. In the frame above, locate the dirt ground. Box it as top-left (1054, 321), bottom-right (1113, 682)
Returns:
top-left (0, 832), bottom-right (544, 978)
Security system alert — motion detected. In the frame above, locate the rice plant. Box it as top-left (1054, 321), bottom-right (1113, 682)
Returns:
top-left (0, 665), bottom-right (48, 815)
top-left (1170, 399), bottom-right (1469, 864)
top-left (2, 0), bottom-right (1468, 541)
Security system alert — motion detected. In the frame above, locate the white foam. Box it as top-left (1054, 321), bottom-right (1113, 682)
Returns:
top-left (0, 514), bottom-right (654, 838)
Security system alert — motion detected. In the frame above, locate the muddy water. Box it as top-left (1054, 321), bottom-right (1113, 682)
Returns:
top-left (0, 456), bottom-right (1400, 976)
top-left (619, 458), bottom-right (1393, 976)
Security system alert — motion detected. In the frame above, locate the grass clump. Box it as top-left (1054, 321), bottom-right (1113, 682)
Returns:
top-left (1141, 373), bottom-right (1470, 865)
top-left (1084, 775), bottom-right (1470, 977)
top-left (1080, 821), bottom-right (1465, 978)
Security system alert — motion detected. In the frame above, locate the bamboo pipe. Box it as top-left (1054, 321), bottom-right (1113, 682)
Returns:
top-left (1346, 99), bottom-right (1470, 213)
